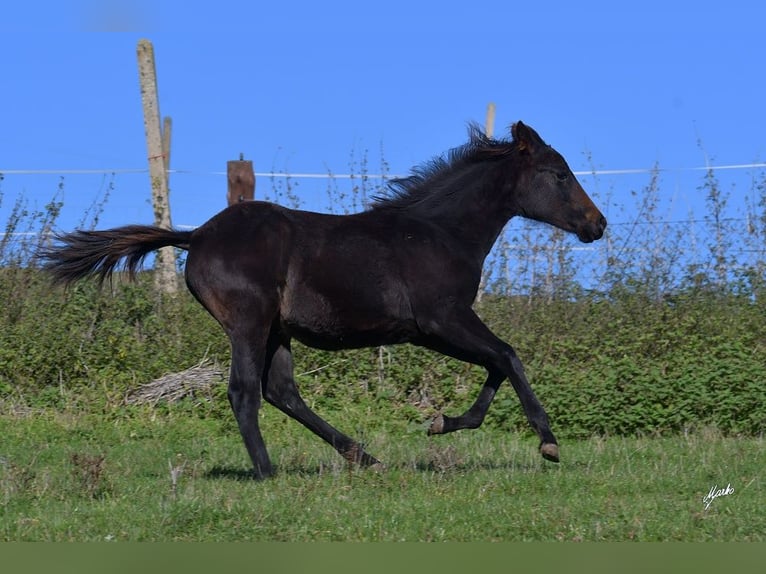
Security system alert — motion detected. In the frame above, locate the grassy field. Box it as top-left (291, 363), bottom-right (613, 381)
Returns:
top-left (1, 406), bottom-right (762, 541)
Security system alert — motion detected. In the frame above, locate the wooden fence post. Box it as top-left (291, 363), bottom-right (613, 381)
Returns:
top-left (162, 116), bottom-right (172, 173)
top-left (137, 38), bottom-right (177, 293)
top-left (475, 102), bottom-right (497, 305)
top-left (227, 153), bottom-right (255, 206)
top-left (485, 101), bottom-right (496, 139)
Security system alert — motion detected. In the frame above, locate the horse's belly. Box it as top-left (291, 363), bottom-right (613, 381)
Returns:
top-left (280, 286), bottom-right (417, 350)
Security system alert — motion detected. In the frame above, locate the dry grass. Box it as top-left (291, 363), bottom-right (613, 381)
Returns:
top-left (125, 358), bottom-right (226, 406)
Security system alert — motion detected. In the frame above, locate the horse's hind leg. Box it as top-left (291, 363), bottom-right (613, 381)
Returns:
top-left (228, 333), bottom-right (274, 479)
top-left (263, 341), bottom-right (381, 468)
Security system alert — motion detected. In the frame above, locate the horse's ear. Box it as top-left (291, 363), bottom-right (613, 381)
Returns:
top-left (512, 121), bottom-right (543, 155)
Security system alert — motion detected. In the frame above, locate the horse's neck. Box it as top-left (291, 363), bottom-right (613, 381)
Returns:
top-left (430, 181), bottom-right (516, 261)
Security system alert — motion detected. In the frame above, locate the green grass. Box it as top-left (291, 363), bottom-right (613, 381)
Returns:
top-left (1, 406), bottom-right (762, 541)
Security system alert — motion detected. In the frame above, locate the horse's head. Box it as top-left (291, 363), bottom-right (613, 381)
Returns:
top-left (510, 121), bottom-right (606, 243)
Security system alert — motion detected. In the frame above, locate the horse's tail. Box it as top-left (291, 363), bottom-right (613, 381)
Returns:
top-left (38, 225), bottom-right (193, 286)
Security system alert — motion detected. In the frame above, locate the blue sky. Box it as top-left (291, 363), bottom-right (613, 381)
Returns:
top-left (1, 1), bottom-right (764, 234)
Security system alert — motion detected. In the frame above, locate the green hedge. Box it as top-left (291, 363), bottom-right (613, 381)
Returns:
top-left (1, 270), bottom-right (764, 437)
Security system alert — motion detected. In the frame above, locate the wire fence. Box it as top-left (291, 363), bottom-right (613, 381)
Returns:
top-left (2, 160), bottom-right (766, 298)
top-left (3, 160), bottom-right (766, 177)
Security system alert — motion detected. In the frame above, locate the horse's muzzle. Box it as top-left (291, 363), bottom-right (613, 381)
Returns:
top-left (578, 214), bottom-right (607, 243)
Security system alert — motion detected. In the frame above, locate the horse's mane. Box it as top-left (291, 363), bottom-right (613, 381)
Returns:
top-left (371, 123), bottom-right (517, 211)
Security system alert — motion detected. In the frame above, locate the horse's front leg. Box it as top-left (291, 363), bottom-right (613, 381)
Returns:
top-left (420, 307), bottom-right (559, 463)
top-left (427, 369), bottom-right (504, 434)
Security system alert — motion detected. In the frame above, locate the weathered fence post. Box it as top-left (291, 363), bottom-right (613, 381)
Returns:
top-left (475, 102), bottom-right (497, 304)
top-left (227, 153), bottom-right (255, 206)
top-left (137, 38), bottom-right (177, 294)
top-left (485, 101), bottom-right (496, 139)
top-left (162, 116), bottom-right (172, 173)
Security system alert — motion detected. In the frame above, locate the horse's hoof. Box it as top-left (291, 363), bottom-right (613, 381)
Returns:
top-left (428, 415), bottom-right (445, 435)
top-left (369, 462), bottom-right (388, 473)
top-left (540, 442), bottom-right (559, 462)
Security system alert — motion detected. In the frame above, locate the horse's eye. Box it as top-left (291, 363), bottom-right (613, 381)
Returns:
top-left (555, 172), bottom-right (569, 183)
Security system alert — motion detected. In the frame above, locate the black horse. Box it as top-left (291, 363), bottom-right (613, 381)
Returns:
top-left (40, 121), bottom-right (606, 478)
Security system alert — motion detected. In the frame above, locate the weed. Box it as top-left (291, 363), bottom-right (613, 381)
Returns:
top-left (70, 453), bottom-right (107, 499)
